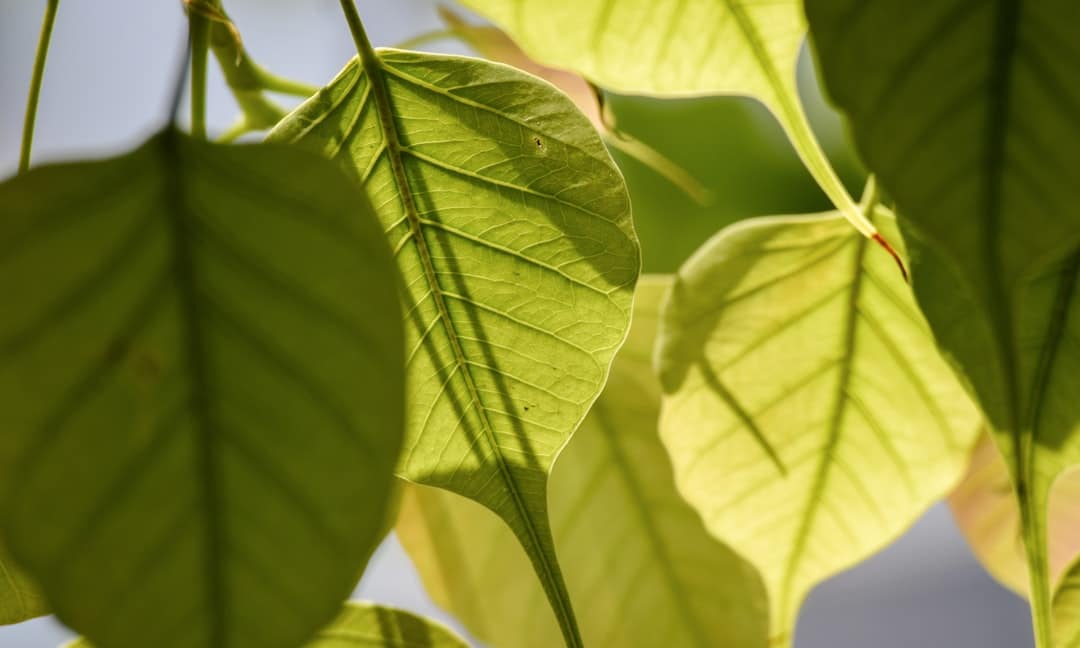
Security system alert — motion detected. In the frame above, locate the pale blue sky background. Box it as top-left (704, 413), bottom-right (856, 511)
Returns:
top-left (0, 2), bottom-right (1033, 646)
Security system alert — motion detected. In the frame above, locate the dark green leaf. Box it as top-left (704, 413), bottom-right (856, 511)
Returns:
top-left (0, 131), bottom-right (404, 648)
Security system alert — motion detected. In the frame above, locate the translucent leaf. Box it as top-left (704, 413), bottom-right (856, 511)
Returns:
top-left (806, 4), bottom-right (1080, 640)
top-left (0, 131), bottom-right (404, 648)
top-left (457, 0), bottom-right (804, 101)
top-left (67, 601), bottom-right (469, 648)
top-left (949, 432), bottom-right (1080, 597)
top-left (397, 277), bottom-right (768, 648)
top-left (268, 49), bottom-right (639, 647)
top-left (656, 211), bottom-right (981, 645)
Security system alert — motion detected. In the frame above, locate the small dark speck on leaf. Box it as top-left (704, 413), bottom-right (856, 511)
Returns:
top-left (533, 136), bottom-right (545, 152)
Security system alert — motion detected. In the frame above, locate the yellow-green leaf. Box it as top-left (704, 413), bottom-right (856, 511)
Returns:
top-left (0, 131), bottom-right (404, 648)
top-left (397, 276), bottom-right (768, 648)
top-left (268, 44), bottom-right (638, 648)
top-left (657, 211), bottom-right (980, 645)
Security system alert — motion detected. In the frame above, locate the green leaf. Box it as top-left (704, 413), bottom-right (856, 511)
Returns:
top-left (456, 0), bottom-right (883, 245)
top-left (67, 601), bottom-right (470, 648)
top-left (899, 228), bottom-right (1080, 644)
top-left (0, 540), bottom-right (45, 625)
top-left (949, 432), bottom-right (1080, 598)
top-left (656, 211), bottom-right (981, 645)
top-left (1054, 554), bottom-right (1080, 648)
top-left (268, 48), bottom-right (638, 648)
top-left (397, 276), bottom-right (768, 648)
top-left (0, 131), bottom-right (404, 648)
top-left (805, 5), bottom-right (1080, 640)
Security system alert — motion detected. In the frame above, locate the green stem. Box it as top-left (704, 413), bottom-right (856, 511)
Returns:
top-left (189, 10), bottom-right (211, 139)
top-left (19, 0), bottom-right (60, 174)
top-left (1020, 484), bottom-right (1054, 647)
top-left (859, 175), bottom-right (879, 213)
top-left (776, 94), bottom-right (907, 279)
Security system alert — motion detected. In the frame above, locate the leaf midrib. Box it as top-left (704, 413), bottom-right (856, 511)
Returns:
top-left (776, 233), bottom-right (868, 635)
top-left (591, 400), bottom-right (712, 648)
top-left (354, 48), bottom-right (577, 644)
top-left (162, 132), bottom-right (227, 647)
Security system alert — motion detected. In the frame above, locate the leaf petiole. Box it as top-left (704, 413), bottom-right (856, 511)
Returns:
top-left (18, 0), bottom-right (60, 174)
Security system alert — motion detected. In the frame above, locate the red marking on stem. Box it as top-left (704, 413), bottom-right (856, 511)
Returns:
top-left (872, 233), bottom-right (909, 283)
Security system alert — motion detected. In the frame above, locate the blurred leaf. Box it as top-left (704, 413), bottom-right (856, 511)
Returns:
top-left (807, 3), bottom-right (1080, 639)
top-left (1054, 555), bottom-right (1080, 648)
top-left (0, 541), bottom-right (45, 625)
top-left (657, 211), bottom-right (980, 645)
top-left (67, 601), bottom-right (469, 648)
top-left (949, 432), bottom-right (1080, 597)
top-left (0, 131), bottom-right (404, 648)
top-left (269, 49), bottom-right (638, 647)
top-left (397, 276), bottom-right (768, 648)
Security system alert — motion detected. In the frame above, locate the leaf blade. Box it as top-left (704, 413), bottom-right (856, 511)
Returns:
top-left (269, 49), bottom-right (639, 648)
top-left (397, 276), bottom-right (768, 648)
top-left (656, 212), bottom-right (980, 644)
top-left (0, 131), bottom-right (404, 648)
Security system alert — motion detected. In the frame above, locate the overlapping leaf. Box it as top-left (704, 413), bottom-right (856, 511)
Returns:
top-left (949, 433), bottom-right (1080, 597)
top-left (268, 49), bottom-right (638, 647)
top-left (397, 277), bottom-right (768, 648)
top-left (0, 132), bottom-right (404, 648)
top-left (68, 601), bottom-right (469, 648)
top-left (656, 211), bottom-right (980, 645)
top-left (806, 3), bottom-right (1080, 640)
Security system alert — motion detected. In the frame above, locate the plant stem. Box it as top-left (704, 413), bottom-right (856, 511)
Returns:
top-left (776, 92), bottom-right (907, 280)
top-left (19, 0), bottom-right (60, 174)
top-left (189, 7), bottom-right (211, 139)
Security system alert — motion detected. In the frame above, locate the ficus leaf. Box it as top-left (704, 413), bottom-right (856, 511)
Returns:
top-left (949, 432), bottom-right (1080, 597)
top-left (805, 3), bottom-right (1080, 640)
top-left (656, 211), bottom-right (981, 645)
top-left (0, 131), bottom-right (404, 648)
top-left (67, 601), bottom-right (470, 648)
top-left (268, 46), bottom-right (639, 648)
top-left (396, 276), bottom-right (769, 648)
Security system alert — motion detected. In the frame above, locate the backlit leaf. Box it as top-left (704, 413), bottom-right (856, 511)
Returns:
top-left (397, 276), bottom-right (768, 648)
top-left (657, 211), bottom-right (980, 645)
top-left (0, 131), bottom-right (404, 648)
top-left (806, 4), bottom-right (1080, 640)
top-left (268, 48), bottom-right (638, 648)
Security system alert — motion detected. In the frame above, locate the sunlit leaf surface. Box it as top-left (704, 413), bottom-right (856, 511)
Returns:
top-left (269, 48), bottom-right (639, 647)
top-left (657, 212), bottom-right (980, 645)
top-left (397, 277), bottom-right (768, 648)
